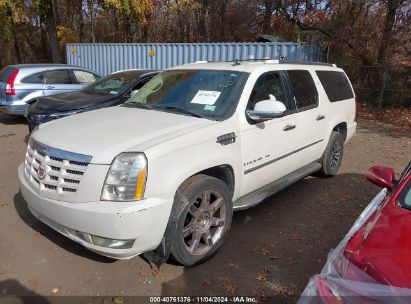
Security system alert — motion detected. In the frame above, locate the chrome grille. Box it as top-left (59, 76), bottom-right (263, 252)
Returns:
top-left (24, 139), bottom-right (92, 195)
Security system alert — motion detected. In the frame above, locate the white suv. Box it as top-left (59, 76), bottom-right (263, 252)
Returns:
top-left (18, 60), bottom-right (357, 266)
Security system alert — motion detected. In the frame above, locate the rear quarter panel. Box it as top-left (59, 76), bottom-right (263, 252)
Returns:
top-left (13, 82), bottom-right (44, 105)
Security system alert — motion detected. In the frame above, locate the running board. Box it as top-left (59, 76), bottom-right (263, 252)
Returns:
top-left (233, 161), bottom-right (322, 210)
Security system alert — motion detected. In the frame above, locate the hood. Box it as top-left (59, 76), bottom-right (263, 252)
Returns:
top-left (32, 106), bottom-right (214, 164)
top-left (35, 91), bottom-right (117, 112)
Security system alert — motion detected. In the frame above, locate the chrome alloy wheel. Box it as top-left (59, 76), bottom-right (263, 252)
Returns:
top-left (330, 140), bottom-right (342, 169)
top-left (182, 190), bottom-right (227, 256)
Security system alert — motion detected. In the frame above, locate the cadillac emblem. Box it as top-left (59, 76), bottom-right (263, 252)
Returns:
top-left (37, 164), bottom-right (47, 180)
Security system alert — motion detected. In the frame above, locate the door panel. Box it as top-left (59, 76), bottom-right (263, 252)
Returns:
top-left (286, 70), bottom-right (327, 167)
top-left (43, 70), bottom-right (77, 96)
top-left (293, 106), bottom-right (327, 164)
top-left (239, 71), bottom-right (301, 197)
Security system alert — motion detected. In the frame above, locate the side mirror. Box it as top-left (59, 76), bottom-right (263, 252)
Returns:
top-left (367, 166), bottom-right (396, 190)
top-left (131, 90), bottom-right (139, 96)
top-left (246, 95), bottom-right (286, 122)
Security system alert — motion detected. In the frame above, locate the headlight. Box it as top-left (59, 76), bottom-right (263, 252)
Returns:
top-left (101, 153), bottom-right (147, 201)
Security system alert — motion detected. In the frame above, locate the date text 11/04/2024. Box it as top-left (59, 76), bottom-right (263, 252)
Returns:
top-left (149, 296), bottom-right (257, 303)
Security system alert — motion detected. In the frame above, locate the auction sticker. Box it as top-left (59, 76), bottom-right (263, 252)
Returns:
top-left (191, 90), bottom-right (221, 105)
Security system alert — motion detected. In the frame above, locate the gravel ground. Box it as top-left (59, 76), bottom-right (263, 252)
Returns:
top-left (0, 113), bottom-right (409, 303)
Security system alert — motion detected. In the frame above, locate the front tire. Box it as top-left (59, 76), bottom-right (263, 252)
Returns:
top-left (317, 131), bottom-right (344, 177)
top-left (170, 175), bottom-right (233, 266)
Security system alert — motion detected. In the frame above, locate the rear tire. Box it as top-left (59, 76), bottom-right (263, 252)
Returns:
top-left (170, 174), bottom-right (233, 266)
top-left (317, 131), bottom-right (344, 177)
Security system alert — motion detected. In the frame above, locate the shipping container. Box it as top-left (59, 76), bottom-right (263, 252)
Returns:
top-left (67, 42), bottom-right (326, 76)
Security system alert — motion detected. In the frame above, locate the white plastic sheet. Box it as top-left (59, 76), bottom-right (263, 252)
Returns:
top-left (298, 189), bottom-right (411, 303)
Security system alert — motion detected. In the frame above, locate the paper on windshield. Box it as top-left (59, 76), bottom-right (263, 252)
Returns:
top-left (191, 90), bottom-right (221, 105)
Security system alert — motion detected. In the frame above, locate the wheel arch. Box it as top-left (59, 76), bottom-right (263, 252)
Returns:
top-left (144, 163), bottom-right (236, 266)
top-left (196, 165), bottom-right (235, 197)
top-left (332, 122), bottom-right (347, 141)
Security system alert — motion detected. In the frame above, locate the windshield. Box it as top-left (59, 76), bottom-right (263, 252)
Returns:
top-left (83, 72), bottom-right (139, 95)
top-left (398, 163), bottom-right (411, 210)
top-left (124, 69), bottom-right (248, 120)
top-left (399, 180), bottom-right (411, 210)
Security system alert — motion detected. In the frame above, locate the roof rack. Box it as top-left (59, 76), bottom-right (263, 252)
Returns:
top-left (193, 59), bottom-right (335, 67)
top-left (278, 60), bottom-right (336, 67)
top-left (231, 58), bottom-right (280, 66)
top-left (193, 58), bottom-right (278, 65)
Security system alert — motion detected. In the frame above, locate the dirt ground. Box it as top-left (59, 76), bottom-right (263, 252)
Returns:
top-left (0, 113), bottom-right (409, 303)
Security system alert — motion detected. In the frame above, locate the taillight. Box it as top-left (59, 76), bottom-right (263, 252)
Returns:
top-left (5, 69), bottom-right (19, 96)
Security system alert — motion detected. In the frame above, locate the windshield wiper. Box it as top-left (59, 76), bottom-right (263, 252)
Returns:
top-left (153, 105), bottom-right (203, 118)
top-left (124, 102), bottom-right (152, 110)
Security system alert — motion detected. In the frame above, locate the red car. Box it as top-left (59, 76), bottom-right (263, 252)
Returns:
top-left (300, 161), bottom-right (411, 303)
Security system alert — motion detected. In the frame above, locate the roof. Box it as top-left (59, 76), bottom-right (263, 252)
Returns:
top-left (10, 64), bottom-right (75, 68)
top-left (8, 64), bottom-right (99, 74)
top-left (170, 60), bottom-right (340, 73)
top-left (6, 64), bottom-right (100, 77)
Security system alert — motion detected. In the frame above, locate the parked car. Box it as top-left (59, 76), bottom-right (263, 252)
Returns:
top-left (300, 161), bottom-right (411, 303)
top-left (27, 70), bottom-right (158, 132)
top-left (0, 64), bottom-right (100, 116)
top-left (18, 60), bottom-right (357, 266)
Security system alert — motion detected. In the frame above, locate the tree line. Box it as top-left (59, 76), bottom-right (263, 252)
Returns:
top-left (0, 0), bottom-right (410, 68)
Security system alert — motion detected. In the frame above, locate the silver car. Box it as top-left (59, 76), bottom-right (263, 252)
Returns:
top-left (0, 64), bottom-right (100, 116)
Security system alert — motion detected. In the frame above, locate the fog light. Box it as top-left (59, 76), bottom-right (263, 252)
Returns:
top-left (90, 235), bottom-right (135, 249)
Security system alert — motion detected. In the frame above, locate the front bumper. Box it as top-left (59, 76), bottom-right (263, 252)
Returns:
top-left (18, 164), bottom-right (173, 259)
top-left (0, 104), bottom-right (28, 116)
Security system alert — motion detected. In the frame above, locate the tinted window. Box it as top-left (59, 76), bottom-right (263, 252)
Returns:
top-left (316, 71), bottom-right (354, 102)
top-left (22, 73), bottom-right (44, 84)
top-left (247, 72), bottom-right (287, 110)
top-left (133, 78), bottom-right (151, 91)
top-left (399, 180), bottom-right (411, 210)
top-left (0, 66), bottom-right (17, 82)
top-left (44, 70), bottom-right (72, 84)
top-left (288, 70), bottom-right (318, 110)
top-left (73, 70), bottom-right (98, 84)
top-left (83, 72), bottom-right (141, 95)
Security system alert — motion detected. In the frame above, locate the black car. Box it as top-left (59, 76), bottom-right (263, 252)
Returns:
top-left (27, 69), bottom-right (158, 132)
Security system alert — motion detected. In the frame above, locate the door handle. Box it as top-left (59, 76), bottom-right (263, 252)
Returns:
top-left (283, 124), bottom-right (296, 131)
top-left (316, 114), bottom-right (325, 121)
top-left (46, 85), bottom-right (55, 89)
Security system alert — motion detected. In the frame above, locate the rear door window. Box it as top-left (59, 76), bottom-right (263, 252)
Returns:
top-left (44, 70), bottom-right (72, 84)
top-left (22, 73), bottom-right (44, 84)
top-left (316, 71), bottom-right (354, 102)
top-left (287, 70), bottom-right (318, 110)
top-left (0, 67), bottom-right (17, 82)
